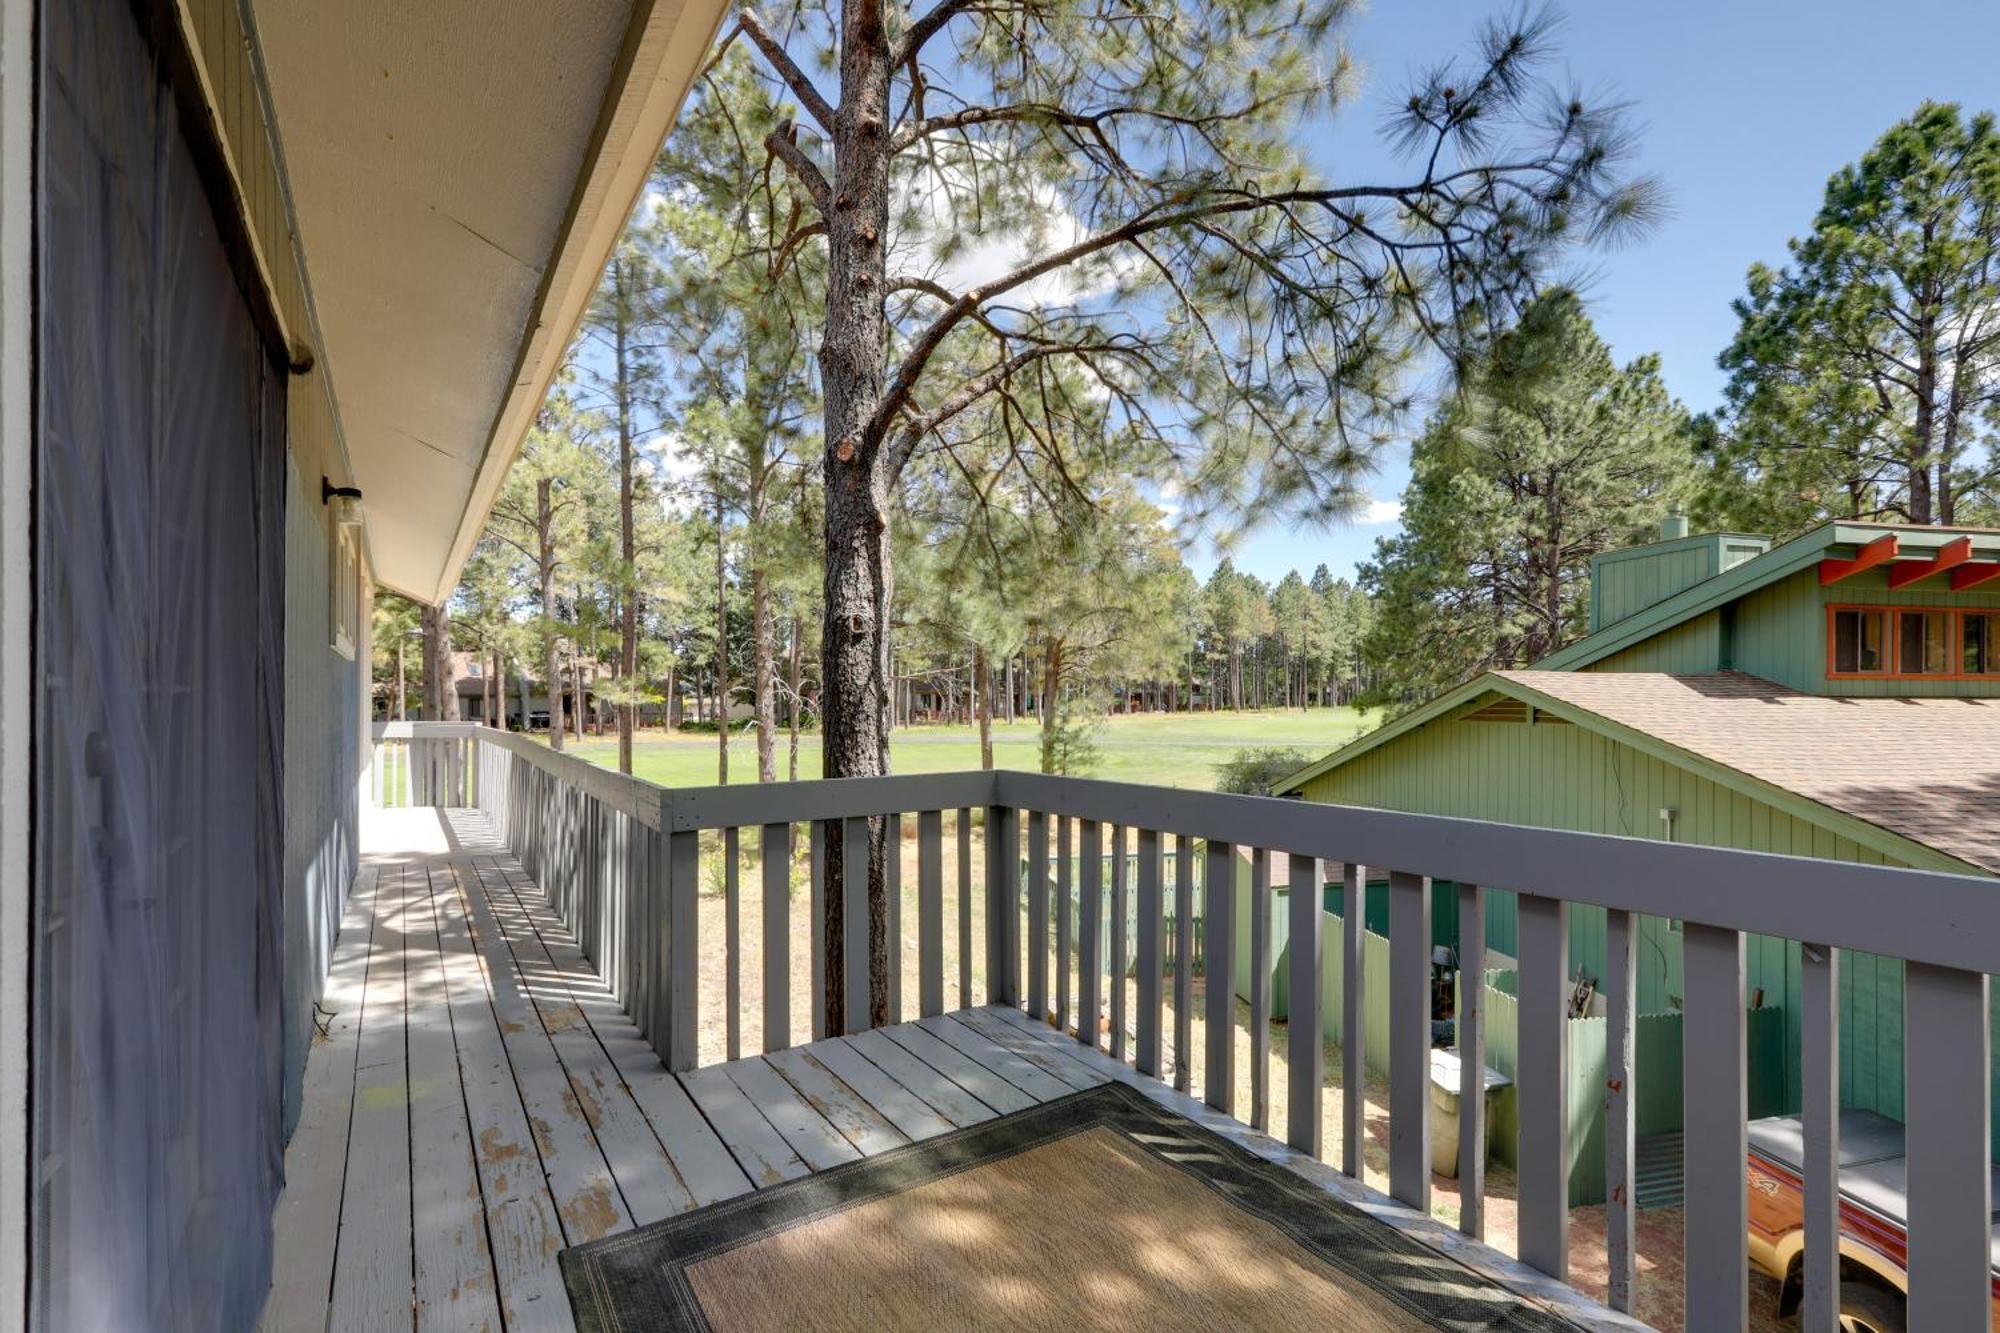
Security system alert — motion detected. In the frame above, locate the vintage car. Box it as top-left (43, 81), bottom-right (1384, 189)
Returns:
top-left (1746, 1108), bottom-right (2000, 1332)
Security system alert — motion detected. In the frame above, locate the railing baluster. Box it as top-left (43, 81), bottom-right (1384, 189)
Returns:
top-left (1458, 882), bottom-right (1487, 1240)
top-left (1904, 961), bottom-right (1992, 1331)
top-left (1681, 920), bottom-right (1743, 1326)
top-left (842, 815), bottom-right (870, 1035)
top-left (1603, 906), bottom-right (1633, 1302)
top-left (1027, 809), bottom-right (1049, 1023)
top-left (1135, 828), bottom-right (1163, 1077)
top-left (639, 823), bottom-right (663, 1046)
top-left (886, 813), bottom-right (903, 1025)
top-left (1203, 839), bottom-right (1235, 1115)
top-left (1175, 835), bottom-right (1193, 1093)
top-left (666, 827), bottom-right (700, 1071)
top-left (918, 810), bottom-right (943, 1019)
top-left (1110, 825), bottom-right (1127, 1062)
top-left (1249, 849), bottom-right (1270, 1133)
top-left (956, 808), bottom-right (972, 1010)
top-left (724, 826), bottom-right (741, 1063)
top-left (1341, 862), bottom-right (1365, 1178)
top-left (810, 820), bottom-right (826, 1040)
top-left (984, 805), bottom-right (1021, 1008)
top-left (762, 823), bottom-right (791, 1051)
top-left (1287, 853), bottom-right (1322, 1158)
top-left (1798, 942), bottom-right (1838, 1333)
top-left (1388, 870), bottom-right (1430, 1211)
top-left (1517, 891), bottom-right (1570, 1280)
top-left (1055, 815), bottom-right (1072, 1035)
top-left (1078, 819), bottom-right (1101, 1049)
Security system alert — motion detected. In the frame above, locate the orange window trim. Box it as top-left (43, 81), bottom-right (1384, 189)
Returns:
top-left (1825, 603), bottom-right (2000, 681)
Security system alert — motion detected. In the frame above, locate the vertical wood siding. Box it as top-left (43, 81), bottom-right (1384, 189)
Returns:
top-left (1292, 704), bottom-right (2000, 1147)
top-left (1731, 567), bottom-right (2000, 697)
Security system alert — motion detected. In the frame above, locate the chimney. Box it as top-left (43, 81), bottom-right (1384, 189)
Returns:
top-left (1660, 509), bottom-right (1689, 541)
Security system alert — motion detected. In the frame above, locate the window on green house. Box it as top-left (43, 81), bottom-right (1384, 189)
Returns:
top-left (1832, 608), bottom-right (1888, 673)
top-left (1897, 610), bottom-right (1951, 675)
top-left (1966, 612), bottom-right (2000, 675)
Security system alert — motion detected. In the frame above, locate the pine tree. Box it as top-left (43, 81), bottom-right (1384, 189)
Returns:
top-left (1712, 103), bottom-right (2000, 531)
top-left (725, 0), bottom-right (1656, 1027)
top-left (1362, 291), bottom-right (1695, 709)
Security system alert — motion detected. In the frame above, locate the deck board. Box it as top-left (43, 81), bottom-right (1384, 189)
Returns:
top-left (327, 863), bottom-right (415, 1333)
top-left (428, 860), bottom-right (571, 1328)
top-left (259, 866), bottom-right (379, 1333)
top-left (264, 807), bottom-right (1634, 1333)
top-left (471, 856), bottom-right (695, 1226)
top-left (406, 866), bottom-right (503, 1331)
top-left (478, 852), bottom-right (752, 1208)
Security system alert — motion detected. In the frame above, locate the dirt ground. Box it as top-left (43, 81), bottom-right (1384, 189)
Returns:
top-left (690, 821), bottom-right (1790, 1333)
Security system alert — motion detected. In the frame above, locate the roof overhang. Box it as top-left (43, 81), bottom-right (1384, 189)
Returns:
top-left (250, 0), bottom-right (727, 604)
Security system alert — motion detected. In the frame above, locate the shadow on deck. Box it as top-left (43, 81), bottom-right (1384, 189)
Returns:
top-left (258, 807), bottom-right (1639, 1333)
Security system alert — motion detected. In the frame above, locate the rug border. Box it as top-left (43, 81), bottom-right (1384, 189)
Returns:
top-left (559, 1079), bottom-right (1585, 1333)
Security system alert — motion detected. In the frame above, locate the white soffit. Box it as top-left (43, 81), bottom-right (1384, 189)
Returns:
top-left (253, 0), bottom-right (726, 604)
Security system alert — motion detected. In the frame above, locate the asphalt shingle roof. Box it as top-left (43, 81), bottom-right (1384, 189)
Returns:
top-left (1492, 670), bottom-right (2000, 875)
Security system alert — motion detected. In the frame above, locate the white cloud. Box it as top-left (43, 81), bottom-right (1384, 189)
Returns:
top-left (888, 156), bottom-right (1138, 311)
top-left (1359, 498), bottom-right (1404, 525)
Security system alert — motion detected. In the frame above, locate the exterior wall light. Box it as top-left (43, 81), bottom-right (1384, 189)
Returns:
top-left (322, 477), bottom-right (364, 528)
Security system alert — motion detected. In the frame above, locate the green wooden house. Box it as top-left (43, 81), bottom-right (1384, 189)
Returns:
top-left (1278, 518), bottom-right (2000, 1158)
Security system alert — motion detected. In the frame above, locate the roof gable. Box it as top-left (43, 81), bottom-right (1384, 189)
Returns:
top-left (1278, 669), bottom-right (1994, 875)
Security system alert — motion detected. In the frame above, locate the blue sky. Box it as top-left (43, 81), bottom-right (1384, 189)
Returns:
top-left (1187, 0), bottom-right (2000, 587)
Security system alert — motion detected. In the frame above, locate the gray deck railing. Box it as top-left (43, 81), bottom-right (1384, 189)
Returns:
top-left (378, 721), bottom-right (1997, 1331)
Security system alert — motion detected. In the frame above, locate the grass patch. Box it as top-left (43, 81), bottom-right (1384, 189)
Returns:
top-left (535, 707), bottom-right (1374, 791)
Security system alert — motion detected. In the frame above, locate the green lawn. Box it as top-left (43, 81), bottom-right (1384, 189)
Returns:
top-left (538, 707), bottom-right (1375, 791)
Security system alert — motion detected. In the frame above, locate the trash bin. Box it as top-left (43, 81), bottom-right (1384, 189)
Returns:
top-left (1428, 1047), bottom-right (1510, 1178)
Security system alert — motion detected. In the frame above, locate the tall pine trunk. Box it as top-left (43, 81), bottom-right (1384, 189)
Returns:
top-left (716, 490), bottom-right (730, 785)
top-left (615, 260), bottom-right (639, 774)
top-left (537, 477), bottom-right (565, 750)
top-left (787, 615), bottom-right (804, 781)
top-left (817, 0), bottom-right (897, 1033)
top-left (973, 646), bottom-right (994, 770)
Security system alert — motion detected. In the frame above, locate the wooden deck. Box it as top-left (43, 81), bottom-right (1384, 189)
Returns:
top-left (259, 807), bottom-right (1631, 1333)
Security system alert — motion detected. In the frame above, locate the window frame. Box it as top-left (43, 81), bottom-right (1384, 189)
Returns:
top-left (1965, 610), bottom-right (2000, 678)
top-left (1825, 603), bottom-right (2000, 681)
top-left (330, 524), bottom-right (359, 660)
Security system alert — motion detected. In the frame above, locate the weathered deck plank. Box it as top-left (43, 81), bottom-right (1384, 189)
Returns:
top-left (724, 1057), bottom-right (863, 1172)
top-left (471, 857), bottom-right (696, 1226)
top-left (680, 1065), bottom-right (810, 1188)
top-left (268, 808), bottom-right (1636, 1333)
top-left (920, 1012), bottom-right (1076, 1102)
top-left (406, 866), bottom-right (502, 1331)
top-left (880, 1022), bottom-right (1036, 1114)
top-left (259, 865), bottom-right (379, 1333)
top-left (476, 850), bottom-right (751, 1208)
top-left (453, 854), bottom-right (633, 1245)
top-left (804, 1037), bottom-right (958, 1139)
top-left (428, 862), bottom-right (572, 1329)
top-left (328, 864), bottom-right (415, 1333)
top-left (765, 1046), bottom-right (909, 1155)
top-left (843, 1027), bottom-right (998, 1128)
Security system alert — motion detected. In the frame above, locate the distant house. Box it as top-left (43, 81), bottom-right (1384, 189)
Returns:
top-left (1279, 519), bottom-right (2000, 1157)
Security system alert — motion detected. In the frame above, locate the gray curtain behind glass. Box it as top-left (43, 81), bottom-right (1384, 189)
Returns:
top-left (35, 0), bottom-right (288, 1326)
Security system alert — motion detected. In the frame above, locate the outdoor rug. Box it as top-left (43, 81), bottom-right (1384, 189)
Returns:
top-left (559, 1079), bottom-right (1585, 1332)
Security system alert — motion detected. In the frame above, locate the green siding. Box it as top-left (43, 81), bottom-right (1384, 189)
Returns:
top-left (1290, 701), bottom-right (1999, 1147)
top-left (1731, 565), bottom-right (2000, 697)
top-left (1586, 610), bottom-right (1723, 673)
top-left (1589, 533), bottom-right (1772, 632)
